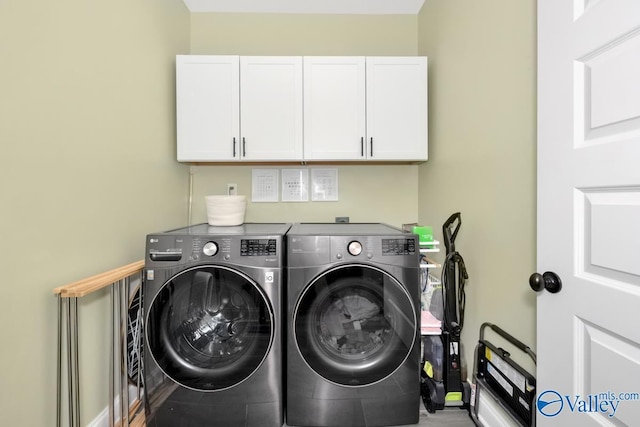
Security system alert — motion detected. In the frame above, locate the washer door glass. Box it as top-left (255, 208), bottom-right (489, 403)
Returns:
top-left (294, 265), bottom-right (417, 386)
top-left (146, 266), bottom-right (273, 391)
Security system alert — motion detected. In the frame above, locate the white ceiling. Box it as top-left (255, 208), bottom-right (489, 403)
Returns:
top-left (183, 0), bottom-right (426, 15)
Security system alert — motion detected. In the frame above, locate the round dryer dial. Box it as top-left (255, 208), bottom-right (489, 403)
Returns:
top-left (348, 240), bottom-right (363, 256)
top-left (202, 241), bottom-right (219, 257)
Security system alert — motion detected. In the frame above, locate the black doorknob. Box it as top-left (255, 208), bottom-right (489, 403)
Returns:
top-left (529, 272), bottom-right (562, 294)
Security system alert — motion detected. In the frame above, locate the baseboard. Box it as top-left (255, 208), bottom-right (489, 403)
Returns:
top-left (87, 385), bottom-right (141, 427)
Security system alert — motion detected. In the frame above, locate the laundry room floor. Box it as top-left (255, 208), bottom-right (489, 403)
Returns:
top-left (130, 403), bottom-right (475, 427)
top-left (130, 398), bottom-right (475, 427)
top-left (282, 401), bottom-right (475, 427)
top-left (408, 401), bottom-right (475, 427)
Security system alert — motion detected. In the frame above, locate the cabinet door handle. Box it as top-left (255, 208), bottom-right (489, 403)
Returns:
top-left (242, 137), bottom-right (246, 157)
top-left (370, 137), bottom-right (373, 157)
top-left (361, 137), bottom-right (364, 157)
top-left (233, 137), bottom-right (237, 157)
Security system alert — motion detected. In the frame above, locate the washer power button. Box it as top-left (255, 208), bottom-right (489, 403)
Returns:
top-left (203, 241), bottom-right (218, 257)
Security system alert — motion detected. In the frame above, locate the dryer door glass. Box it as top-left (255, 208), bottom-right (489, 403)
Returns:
top-left (146, 266), bottom-right (273, 391)
top-left (294, 265), bottom-right (417, 386)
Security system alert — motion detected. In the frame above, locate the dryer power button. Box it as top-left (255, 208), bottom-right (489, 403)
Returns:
top-left (348, 240), bottom-right (363, 256)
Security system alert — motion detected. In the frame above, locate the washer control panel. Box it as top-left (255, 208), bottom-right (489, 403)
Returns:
top-left (241, 239), bottom-right (277, 256)
top-left (146, 223), bottom-right (289, 268)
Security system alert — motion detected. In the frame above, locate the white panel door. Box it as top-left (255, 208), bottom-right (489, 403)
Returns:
top-left (537, 1), bottom-right (640, 425)
top-left (303, 56), bottom-right (366, 160)
top-left (366, 57), bottom-right (428, 161)
top-left (176, 55), bottom-right (239, 162)
top-left (240, 56), bottom-right (303, 161)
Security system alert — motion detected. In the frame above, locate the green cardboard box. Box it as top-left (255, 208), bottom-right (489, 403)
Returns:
top-left (412, 225), bottom-right (433, 247)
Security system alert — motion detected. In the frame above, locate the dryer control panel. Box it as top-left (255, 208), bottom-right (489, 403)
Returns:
top-left (324, 235), bottom-right (418, 267)
top-left (381, 238), bottom-right (416, 256)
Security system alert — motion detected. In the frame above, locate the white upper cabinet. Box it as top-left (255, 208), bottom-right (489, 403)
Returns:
top-left (177, 55), bottom-right (426, 163)
top-left (366, 57), bottom-right (428, 161)
top-left (176, 55), bottom-right (303, 162)
top-left (177, 55), bottom-right (239, 162)
top-left (304, 56), bottom-right (428, 161)
top-left (240, 56), bottom-right (303, 161)
top-left (303, 57), bottom-right (367, 160)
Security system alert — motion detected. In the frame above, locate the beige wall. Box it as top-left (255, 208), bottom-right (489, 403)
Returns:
top-left (189, 165), bottom-right (419, 227)
top-left (188, 13), bottom-right (421, 227)
top-left (190, 13), bottom-right (418, 55)
top-left (417, 0), bottom-right (537, 370)
top-left (0, 0), bottom-right (190, 425)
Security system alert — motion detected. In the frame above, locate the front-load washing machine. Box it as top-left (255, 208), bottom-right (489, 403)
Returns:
top-left (286, 223), bottom-right (421, 427)
top-left (143, 223), bottom-right (290, 427)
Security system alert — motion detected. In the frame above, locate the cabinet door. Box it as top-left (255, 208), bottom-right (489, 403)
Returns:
top-left (240, 56), bottom-right (303, 161)
top-left (366, 57), bottom-right (428, 161)
top-left (176, 55), bottom-right (240, 162)
top-left (303, 57), bottom-right (366, 160)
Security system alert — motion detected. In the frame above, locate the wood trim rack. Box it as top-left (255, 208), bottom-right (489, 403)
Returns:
top-left (54, 260), bottom-right (145, 427)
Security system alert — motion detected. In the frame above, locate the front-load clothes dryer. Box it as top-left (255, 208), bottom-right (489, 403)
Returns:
top-left (286, 223), bottom-right (421, 427)
top-left (143, 223), bottom-right (290, 427)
